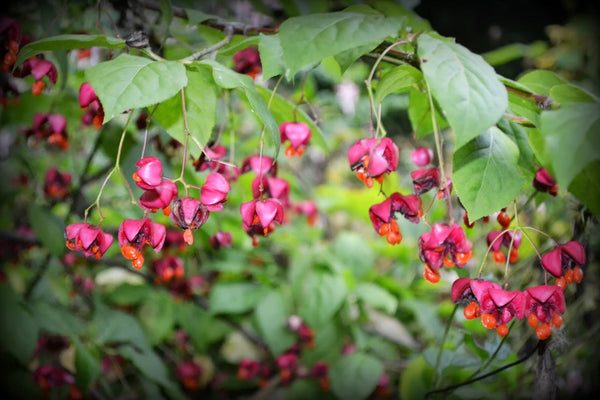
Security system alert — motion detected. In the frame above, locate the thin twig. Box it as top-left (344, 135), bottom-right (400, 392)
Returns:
top-left (426, 340), bottom-right (540, 398)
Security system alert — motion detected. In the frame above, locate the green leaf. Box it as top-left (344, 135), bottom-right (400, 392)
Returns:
top-left (329, 352), bottom-right (384, 400)
top-left (137, 291), bottom-right (175, 346)
top-left (93, 301), bottom-right (149, 348)
top-left (334, 42), bottom-right (381, 73)
top-left (355, 282), bottom-right (398, 314)
top-left (296, 269), bottom-right (347, 327)
top-left (85, 54), bottom-right (188, 122)
top-left (398, 355), bottom-right (435, 400)
top-left (255, 85), bottom-right (327, 152)
top-left (549, 83), bottom-right (597, 103)
top-left (332, 232), bottom-right (375, 280)
top-left (375, 64), bottom-right (422, 104)
top-left (0, 285), bottom-right (38, 365)
top-left (27, 203), bottom-right (65, 257)
top-left (287, 379), bottom-right (322, 400)
top-left (299, 320), bottom-right (345, 366)
top-left (568, 161), bottom-right (600, 218)
top-left (175, 302), bottom-right (231, 352)
top-left (517, 70), bottom-right (566, 96)
top-left (496, 118), bottom-right (537, 182)
top-left (417, 33), bottom-right (508, 148)
top-left (253, 289), bottom-right (296, 355)
top-left (278, 11), bottom-right (403, 76)
top-left (72, 337), bottom-right (101, 391)
top-left (258, 33), bottom-right (287, 81)
top-left (153, 65), bottom-right (217, 158)
top-left (199, 59), bottom-right (280, 157)
top-left (118, 344), bottom-right (179, 392)
top-left (104, 283), bottom-right (152, 306)
top-left (540, 102), bottom-right (600, 188)
top-left (15, 34), bottom-right (125, 66)
top-left (453, 127), bottom-right (524, 221)
top-left (408, 87), bottom-right (449, 138)
top-left (209, 282), bottom-right (267, 314)
top-left (31, 301), bottom-right (85, 336)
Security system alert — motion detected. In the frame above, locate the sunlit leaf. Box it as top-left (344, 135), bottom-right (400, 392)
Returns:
top-left (279, 10), bottom-right (403, 75)
top-left (85, 54), bottom-right (187, 122)
top-left (417, 33), bottom-right (508, 148)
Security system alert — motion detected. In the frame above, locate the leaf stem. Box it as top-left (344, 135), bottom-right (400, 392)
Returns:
top-left (183, 25), bottom-right (234, 62)
top-left (364, 40), bottom-right (406, 138)
top-left (84, 112), bottom-right (134, 224)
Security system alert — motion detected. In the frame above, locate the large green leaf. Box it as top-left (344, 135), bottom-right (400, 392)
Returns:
top-left (540, 102), bottom-right (600, 188)
top-left (118, 344), bottom-right (183, 396)
top-left (253, 289), bottom-right (296, 356)
top-left (85, 54), bottom-right (188, 122)
top-left (453, 127), bottom-right (524, 221)
top-left (199, 59), bottom-right (280, 157)
top-left (278, 10), bottom-right (403, 76)
top-left (93, 301), bottom-right (149, 348)
top-left (375, 64), bottom-right (423, 104)
top-left (355, 282), bottom-right (398, 314)
top-left (417, 33), bottom-right (508, 148)
top-left (72, 337), bottom-right (101, 391)
top-left (295, 269), bottom-right (347, 327)
top-left (15, 34), bottom-right (125, 66)
top-left (569, 161), bottom-right (600, 218)
top-left (329, 352), bottom-right (385, 400)
top-left (255, 85), bottom-right (327, 152)
top-left (137, 290), bottom-right (175, 346)
top-left (27, 203), bottom-right (65, 257)
top-left (175, 302), bottom-right (231, 352)
top-left (31, 301), bottom-right (85, 336)
top-left (153, 65), bottom-right (217, 158)
top-left (517, 70), bottom-right (566, 96)
top-left (209, 282), bottom-right (267, 314)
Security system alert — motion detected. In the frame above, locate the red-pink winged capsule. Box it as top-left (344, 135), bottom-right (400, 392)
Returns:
top-left (65, 223), bottom-right (113, 259)
top-left (280, 122), bottom-right (311, 155)
top-left (118, 218), bottom-right (166, 253)
top-left (541, 240), bottom-right (586, 277)
top-left (201, 173), bottom-right (230, 211)
top-left (524, 285), bottom-right (565, 323)
top-left (133, 157), bottom-right (163, 190)
top-left (139, 179), bottom-right (178, 214)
